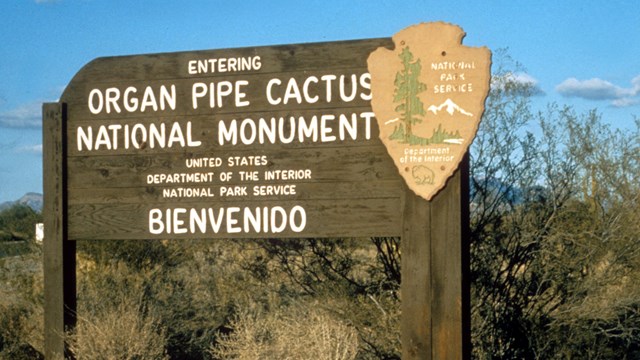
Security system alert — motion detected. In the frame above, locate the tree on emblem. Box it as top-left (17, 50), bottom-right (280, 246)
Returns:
top-left (392, 47), bottom-right (427, 143)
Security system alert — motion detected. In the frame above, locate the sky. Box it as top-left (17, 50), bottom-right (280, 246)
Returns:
top-left (0, 0), bottom-right (638, 203)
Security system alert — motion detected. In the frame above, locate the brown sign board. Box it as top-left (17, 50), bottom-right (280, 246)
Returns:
top-left (61, 38), bottom-right (407, 240)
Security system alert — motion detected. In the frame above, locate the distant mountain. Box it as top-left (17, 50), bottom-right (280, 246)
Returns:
top-left (0, 193), bottom-right (43, 212)
top-left (470, 177), bottom-right (523, 206)
top-left (427, 98), bottom-right (473, 116)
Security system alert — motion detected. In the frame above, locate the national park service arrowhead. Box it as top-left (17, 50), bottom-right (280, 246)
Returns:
top-left (368, 22), bottom-right (491, 200)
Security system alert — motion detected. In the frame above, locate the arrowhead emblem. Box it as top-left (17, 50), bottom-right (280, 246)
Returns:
top-left (368, 22), bottom-right (491, 200)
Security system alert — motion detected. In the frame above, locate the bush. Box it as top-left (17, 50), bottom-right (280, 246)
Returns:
top-left (69, 257), bottom-right (169, 359)
top-left (0, 204), bottom-right (41, 241)
top-left (0, 304), bottom-right (43, 359)
top-left (68, 297), bottom-right (169, 360)
top-left (0, 250), bottom-right (43, 358)
top-left (211, 302), bottom-right (358, 360)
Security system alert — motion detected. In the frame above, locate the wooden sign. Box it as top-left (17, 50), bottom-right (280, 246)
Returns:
top-left (368, 23), bottom-right (491, 200)
top-left (44, 22), bottom-right (489, 359)
top-left (60, 39), bottom-right (404, 240)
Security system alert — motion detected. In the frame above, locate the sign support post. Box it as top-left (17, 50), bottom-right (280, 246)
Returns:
top-left (43, 102), bottom-right (76, 360)
top-left (368, 23), bottom-right (485, 359)
top-left (401, 154), bottom-right (470, 360)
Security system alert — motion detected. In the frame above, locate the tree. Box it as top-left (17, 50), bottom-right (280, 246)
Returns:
top-left (468, 51), bottom-right (640, 358)
top-left (0, 204), bottom-right (42, 241)
top-left (392, 46), bottom-right (427, 143)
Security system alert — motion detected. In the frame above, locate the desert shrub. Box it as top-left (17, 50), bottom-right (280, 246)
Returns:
top-left (0, 304), bottom-right (43, 359)
top-left (220, 238), bottom-right (401, 359)
top-left (211, 302), bottom-right (358, 360)
top-left (69, 256), bottom-right (169, 359)
top-left (75, 238), bottom-right (398, 359)
top-left (0, 250), bottom-right (43, 359)
top-left (76, 239), bottom-right (233, 360)
top-left (68, 297), bottom-right (168, 360)
top-left (78, 239), bottom-right (181, 271)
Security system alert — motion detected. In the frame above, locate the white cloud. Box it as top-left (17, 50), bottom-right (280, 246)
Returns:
top-left (17, 144), bottom-right (43, 154)
top-left (510, 73), bottom-right (538, 86)
top-left (0, 102), bottom-right (43, 129)
top-left (555, 75), bottom-right (640, 107)
top-left (612, 97), bottom-right (640, 107)
top-left (491, 72), bottom-right (544, 96)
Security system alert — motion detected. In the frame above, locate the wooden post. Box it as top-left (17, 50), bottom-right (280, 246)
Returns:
top-left (43, 102), bottom-right (76, 359)
top-left (401, 154), bottom-right (470, 359)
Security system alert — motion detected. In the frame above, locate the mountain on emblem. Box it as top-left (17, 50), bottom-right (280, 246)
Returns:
top-left (427, 99), bottom-right (473, 116)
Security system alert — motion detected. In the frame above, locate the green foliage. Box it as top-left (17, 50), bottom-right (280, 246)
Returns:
top-left (389, 123), bottom-right (462, 145)
top-left (0, 204), bottom-right (41, 241)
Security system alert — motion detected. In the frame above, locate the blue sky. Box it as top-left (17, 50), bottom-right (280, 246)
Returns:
top-left (0, 0), bottom-right (638, 203)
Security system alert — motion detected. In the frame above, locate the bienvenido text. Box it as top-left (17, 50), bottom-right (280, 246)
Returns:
top-left (148, 205), bottom-right (307, 235)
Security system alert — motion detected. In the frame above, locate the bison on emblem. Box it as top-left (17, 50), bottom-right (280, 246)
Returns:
top-left (412, 165), bottom-right (435, 185)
